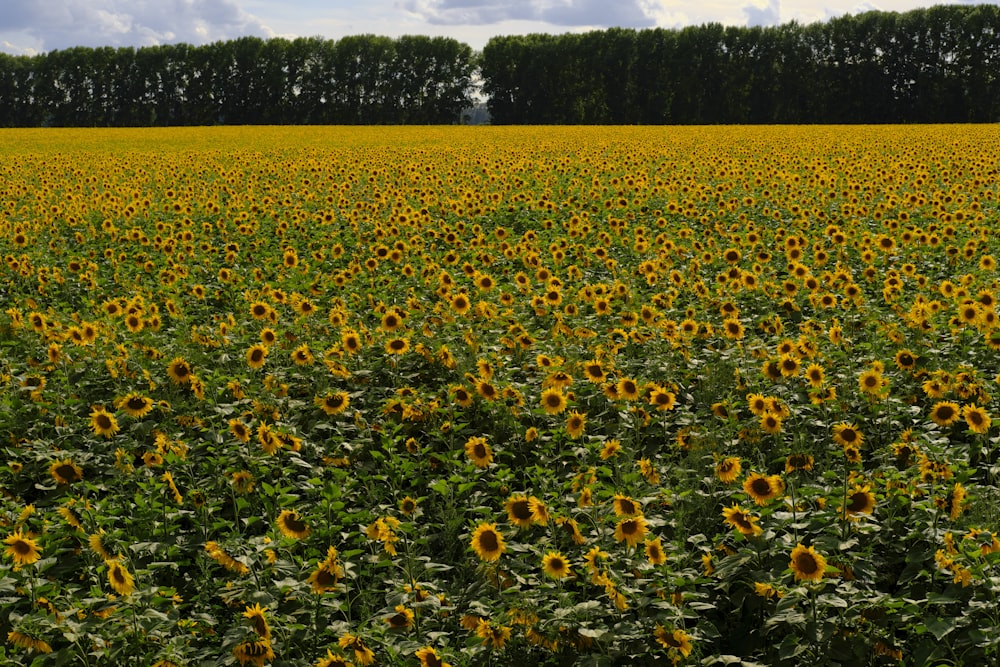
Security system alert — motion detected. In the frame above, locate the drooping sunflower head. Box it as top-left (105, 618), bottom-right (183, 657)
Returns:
top-left (49, 459), bottom-right (83, 485)
top-left (276, 509), bottom-right (310, 539)
top-left (715, 457), bottom-right (742, 484)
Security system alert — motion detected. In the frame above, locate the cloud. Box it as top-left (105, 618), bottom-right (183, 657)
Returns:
top-left (744, 0), bottom-right (781, 25)
top-left (401, 0), bottom-right (658, 27)
top-left (0, 0), bottom-right (274, 53)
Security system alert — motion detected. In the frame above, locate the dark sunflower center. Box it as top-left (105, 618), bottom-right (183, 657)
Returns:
top-left (127, 397), bottom-right (147, 410)
top-left (511, 500), bottom-right (532, 520)
top-left (479, 530), bottom-right (499, 551)
top-left (795, 553), bottom-right (819, 574)
top-left (12, 540), bottom-right (32, 555)
top-left (250, 349), bottom-right (264, 362)
top-left (96, 415), bottom-right (112, 429)
top-left (847, 493), bottom-right (869, 512)
top-left (473, 443), bottom-right (487, 458)
top-left (284, 515), bottom-right (307, 532)
top-left (751, 478), bottom-right (773, 496)
top-left (55, 464), bottom-right (79, 481)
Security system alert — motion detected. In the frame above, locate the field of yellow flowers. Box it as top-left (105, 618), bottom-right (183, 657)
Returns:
top-left (3, 125), bottom-right (1000, 666)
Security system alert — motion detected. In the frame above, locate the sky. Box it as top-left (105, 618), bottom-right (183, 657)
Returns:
top-left (0, 0), bottom-right (990, 56)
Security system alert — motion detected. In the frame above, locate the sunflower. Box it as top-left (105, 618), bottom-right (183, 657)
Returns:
top-left (743, 472), bottom-right (784, 505)
top-left (963, 404), bottom-right (992, 434)
top-left (722, 318), bottom-right (745, 339)
top-left (341, 329), bottom-right (362, 355)
top-left (832, 423), bottom-right (864, 448)
top-left (4, 529), bottom-right (42, 566)
top-left (746, 392), bottom-right (768, 416)
top-left (315, 649), bottom-right (352, 667)
top-left (858, 368), bottom-right (887, 396)
top-left (106, 559), bottom-right (135, 596)
top-left (528, 496), bottom-right (549, 525)
top-left (614, 515), bottom-right (649, 547)
top-left (778, 354), bottom-right (800, 377)
top-left (599, 439), bottom-right (621, 460)
top-left (470, 522), bottom-right (506, 562)
top-left (243, 603), bottom-right (271, 639)
top-left (929, 401), bottom-right (961, 427)
top-left (894, 349), bottom-right (918, 371)
top-left (450, 292), bottom-right (471, 315)
top-left (399, 496), bottom-right (418, 515)
top-left (316, 391), bottom-right (350, 416)
top-left (230, 419), bottom-right (252, 443)
top-left (715, 457), bottom-right (741, 483)
top-left (722, 504), bottom-right (762, 537)
top-left (785, 453), bottom-right (814, 473)
top-left (260, 327), bottom-right (278, 346)
top-left (339, 633), bottom-right (375, 666)
top-left (451, 384), bottom-right (474, 408)
top-left (539, 387), bottom-right (568, 415)
top-left (6, 629), bottom-right (52, 654)
top-left (115, 392), bottom-right (154, 418)
top-left (649, 388), bottom-right (676, 411)
top-left (232, 638), bottom-right (274, 667)
top-left (759, 411), bottom-right (782, 435)
top-left (291, 343), bottom-right (314, 365)
top-left (276, 510), bottom-right (310, 539)
top-left (804, 363), bottom-right (825, 388)
top-left (843, 485), bottom-right (876, 515)
top-left (245, 344), bottom-right (268, 369)
top-left (49, 459), bottom-right (83, 485)
top-left (505, 494), bottom-right (534, 528)
top-left (385, 604), bottom-right (415, 630)
top-left (385, 337), bottom-right (410, 354)
top-left (653, 625), bottom-right (693, 658)
top-left (616, 377), bottom-right (641, 401)
top-left (541, 551), bottom-right (572, 579)
top-left (475, 379), bottom-right (499, 401)
top-left (582, 359), bottom-right (606, 384)
top-left (789, 543), bottom-right (827, 582)
top-left (166, 357), bottom-right (193, 384)
top-left (90, 407), bottom-right (120, 438)
top-left (464, 436), bottom-right (493, 468)
top-left (565, 411), bottom-right (586, 438)
top-left (645, 537), bottom-right (667, 565)
top-left (249, 301), bottom-right (272, 320)
top-left (613, 494), bottom-right (641, 517)
top-left (307, 559), bottom-right (343, 594)
top-left (415, 646), bottom-right (451, 667)
top-left (556, 516), bottom-right (587, 545)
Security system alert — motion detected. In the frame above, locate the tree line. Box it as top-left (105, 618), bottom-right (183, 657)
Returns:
top-left (0, 35), bottom-right (475, 126)
top-left (0, 4), bottom-right (998, 126)
top-left (481, 4), bottom-right (1000, 124)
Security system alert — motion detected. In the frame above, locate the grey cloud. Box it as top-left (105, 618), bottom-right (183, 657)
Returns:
top-left (744, 0), bottom-right (781, 26)
top-left (402, 0), bottom-right (657, 27)
top-left (0, 0), bottom-right (274, 52)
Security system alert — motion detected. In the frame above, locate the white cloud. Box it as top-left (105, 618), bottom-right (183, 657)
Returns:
top-left (401, 0), bottom-right (658, 27)
top-left (0, 0), bottom-right (274, 53)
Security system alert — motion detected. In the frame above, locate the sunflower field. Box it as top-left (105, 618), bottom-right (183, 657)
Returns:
top-left (3, 125), bottom-right (1000, 666)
